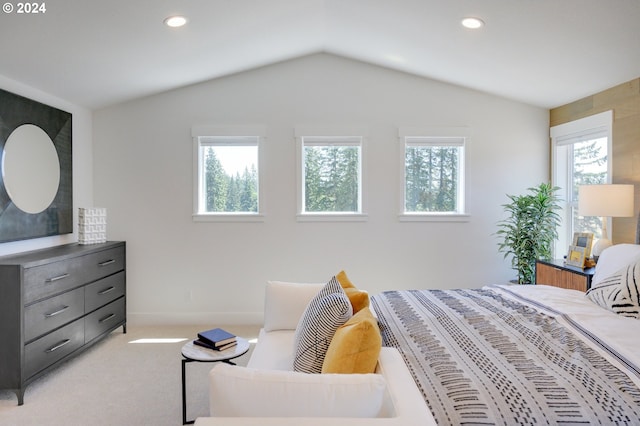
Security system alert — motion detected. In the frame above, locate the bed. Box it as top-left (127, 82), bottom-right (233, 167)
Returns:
top-left (371, 243), bottom-right (640, 425)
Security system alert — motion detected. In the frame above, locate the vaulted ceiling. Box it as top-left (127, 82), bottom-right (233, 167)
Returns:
top-left (0, 0), bottom-right (638, 110)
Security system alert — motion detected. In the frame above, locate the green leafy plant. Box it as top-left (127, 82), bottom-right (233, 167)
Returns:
top-left (496, 183), bottom-right (562, 284)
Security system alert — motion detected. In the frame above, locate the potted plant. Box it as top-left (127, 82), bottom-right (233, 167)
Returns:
top-left (496, 183), bottom-right (562, 284)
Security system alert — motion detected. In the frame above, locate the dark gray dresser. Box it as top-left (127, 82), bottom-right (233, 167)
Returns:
top-left (0, 241), bottom-right (126, 405)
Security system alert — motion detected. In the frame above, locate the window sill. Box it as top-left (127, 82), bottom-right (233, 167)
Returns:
top-left (296, 213), bottom-right (369, 222)
top-left (398, 213), bottom-right (470, 222)
top-left (193, 213), bottom-right (265, 223)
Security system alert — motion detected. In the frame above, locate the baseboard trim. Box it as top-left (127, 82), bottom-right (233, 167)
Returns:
top-left (127, 311), bottom-right (263, 326)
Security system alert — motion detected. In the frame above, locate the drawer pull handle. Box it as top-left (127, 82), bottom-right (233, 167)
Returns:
top-left (98, 259), bottom-right (116, 267)
top-left (45, 306), bottom-right (69, 318)
top-left (46, 339), bottom-right (71, 353)
top-left (99, 313), bottom-right (116, 323)
top-left (98, 286), bottom-right (115, 295)
top-left (45, 273), bottom-right (70, 283)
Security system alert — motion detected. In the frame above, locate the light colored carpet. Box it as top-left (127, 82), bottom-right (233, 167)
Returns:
top-left (0, 324), bottom-right (260, 426)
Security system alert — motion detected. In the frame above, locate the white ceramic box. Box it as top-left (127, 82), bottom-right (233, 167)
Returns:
top-left (78, 208), bottom-right (107, 244)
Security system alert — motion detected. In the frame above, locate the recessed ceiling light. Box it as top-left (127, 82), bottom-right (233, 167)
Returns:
top-left (164, 15), bottom-right (187, 28)
top-left (461, 17), bottom-right (484, 29)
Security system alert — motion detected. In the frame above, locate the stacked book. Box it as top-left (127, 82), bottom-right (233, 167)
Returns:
top-left (194, 327), bottom-right (237, 351)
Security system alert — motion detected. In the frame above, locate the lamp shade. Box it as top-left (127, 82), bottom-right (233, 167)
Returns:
top-left (578, 184), bottom-right (634, 217)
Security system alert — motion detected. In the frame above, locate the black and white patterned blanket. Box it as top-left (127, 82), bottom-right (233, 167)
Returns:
top-left (371, 287), bottom-right (640, 425)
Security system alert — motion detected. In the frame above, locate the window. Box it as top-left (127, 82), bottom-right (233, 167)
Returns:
top-left (295, 126), bottom-right (367, 221)
top-left (399, 128), bottom-right (468, 221)
top-left (192, 126), bottom-right (265, 221)
top-left (551, 111), bottom-right (612, 255)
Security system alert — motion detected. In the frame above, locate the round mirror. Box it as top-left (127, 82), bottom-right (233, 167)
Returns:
top-left (1, 124), bottom-right (60, 214)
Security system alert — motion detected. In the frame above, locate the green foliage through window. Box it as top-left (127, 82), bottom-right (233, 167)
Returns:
top-left (404, 138), bottom-right (463, 213)
top-left (201, 144), bottom-right (258, 213)
top-left (303, 142), bottom-right (360, 213)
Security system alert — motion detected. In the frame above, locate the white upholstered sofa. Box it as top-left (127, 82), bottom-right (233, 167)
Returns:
top-left (194, 280), bottom-right (434, 425)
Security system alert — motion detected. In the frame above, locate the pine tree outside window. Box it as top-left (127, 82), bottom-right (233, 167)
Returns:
top-left (192, 126), bottom-right (265, 222)
top-left (295, 126), bottom-right (368, 221)
top-left (302, 137), bottom-right (361, 213)
top-left (399, 128), bottom-right (468, 222)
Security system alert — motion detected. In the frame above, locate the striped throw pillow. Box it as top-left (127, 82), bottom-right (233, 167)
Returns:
top-left (293, 276), bottom-right (353, 373)
top-left (586, 259), bottom-right (640, 318)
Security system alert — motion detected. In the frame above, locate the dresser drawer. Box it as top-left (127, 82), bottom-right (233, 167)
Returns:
top-left (23, 246), bottom-right (125, 305)
top-left (24, 318), bottom-right (84, 379)
top-left (24, 287), bottom-right (84, 343)
top-left (85, 271), bottom-right (126, 313)
top-left (78, 246), bottom-right (125, 286)
top-left (85, 297), bottom-right (126, 343)
top-left (23, 256), bottom-right (86, 304)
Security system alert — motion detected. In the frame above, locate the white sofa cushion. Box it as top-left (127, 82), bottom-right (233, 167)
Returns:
top-left (209, 363), bottom-right (387, 418)
top-left (293, 276), bottom-right (352, 373)
top-left (264, 281), bottom-right (324, 332)
top-left (246, 329), bottom-right (294, 370)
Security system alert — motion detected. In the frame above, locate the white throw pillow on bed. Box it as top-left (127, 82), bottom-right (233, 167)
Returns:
top-left (592, 243), bottom-right (640, 287)
top-left (263, 281), bottom-right (325, 332)
top-left (209, 363), bottom-right (387, 418)
top-left (587, 257), bottom-right (640, 318)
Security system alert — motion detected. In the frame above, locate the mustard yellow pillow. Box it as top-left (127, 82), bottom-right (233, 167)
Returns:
top-left (336, 270), bottom-right (370, 313)
top-left (336, 270), bottom-right (356, 288)
top-left (321, 307), bottom-right (382, 374)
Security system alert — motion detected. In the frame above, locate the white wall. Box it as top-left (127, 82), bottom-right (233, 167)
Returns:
top-left (0, 75), bottom-right (93, 257)
top-left (93, 53), bottom-right (549, 325)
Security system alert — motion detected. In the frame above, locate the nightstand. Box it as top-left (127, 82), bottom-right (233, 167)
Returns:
top-left (535, 259), bottom-right (596, 291)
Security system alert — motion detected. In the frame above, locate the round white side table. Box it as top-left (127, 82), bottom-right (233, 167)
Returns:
top-left (181, 337), bottom-right (250, 424)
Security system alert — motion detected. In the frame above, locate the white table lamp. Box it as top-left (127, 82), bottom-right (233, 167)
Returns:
top-left (578, 184), bottom-right (635, 258)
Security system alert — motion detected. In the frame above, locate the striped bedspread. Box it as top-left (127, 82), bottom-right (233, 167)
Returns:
top-left (371, 287), bottom-right (640, 425)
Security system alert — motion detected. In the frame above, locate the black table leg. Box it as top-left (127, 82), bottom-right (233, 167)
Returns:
top-left (182, 355), bottom-right (239, 424)
top-left (182, 358), bottom-right (195, 424)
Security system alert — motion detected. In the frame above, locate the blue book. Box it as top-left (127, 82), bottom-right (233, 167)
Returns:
top-left (197, 328), bottom-right (236, 347)
top-left (194, 338), bottom-right (238, 351)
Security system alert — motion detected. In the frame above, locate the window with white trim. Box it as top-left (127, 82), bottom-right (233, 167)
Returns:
top-left (551, 111), bottom-right (611, 255)
top-left (192, 126), bottom-right (265, 221)
top-left (399, 128), bottom-right (467, 220)
top-left (295, 126), bottom-right (367, 220)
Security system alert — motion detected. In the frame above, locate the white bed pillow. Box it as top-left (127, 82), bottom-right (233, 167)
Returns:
top-left (209, 363), bottom-right (387, 418)
top-left (263, 281), bottom-right (325, 332)
top-left (587, 257), bottom-right (640, 318)
top-left (592, 244), bottom-right (640, 287)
